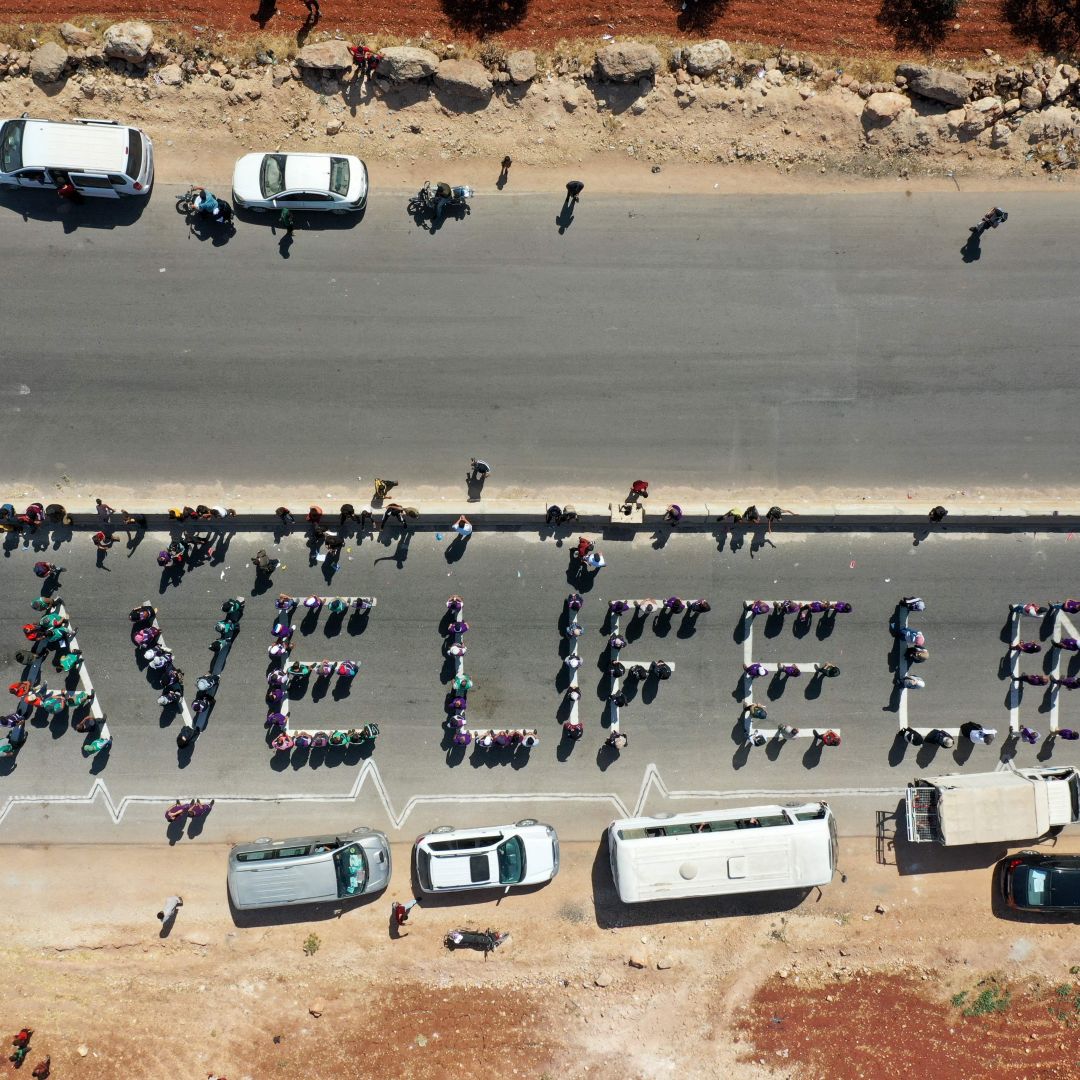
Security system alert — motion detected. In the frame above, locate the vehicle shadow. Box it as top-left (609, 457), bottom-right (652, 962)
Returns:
top-left (233, 204), bottom-right (366, 231)
top-left (227, 886), bottom-right (382, 927)
top-left (0, 188), bottom-right (149, 231)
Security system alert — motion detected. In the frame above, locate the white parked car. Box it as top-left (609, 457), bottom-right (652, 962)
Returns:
top-left (414, 820), bottom-right (560, 895)
top-left (231, 151), bottom-right (368, 213)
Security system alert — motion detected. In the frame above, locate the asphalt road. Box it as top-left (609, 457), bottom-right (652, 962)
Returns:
top-left (1, 525), bottom-right (1078, 843)
top-left (0, 188), bottom-right (1077, 495)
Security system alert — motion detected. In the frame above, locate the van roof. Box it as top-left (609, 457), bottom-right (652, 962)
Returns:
top-left (21, 120), bottom-right (131, 172)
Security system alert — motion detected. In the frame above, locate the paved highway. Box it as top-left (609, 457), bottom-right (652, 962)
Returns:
top-left (1, 525), bottom-right (1077, 842)
top-left (0, 188), bottom-right (1077, 497)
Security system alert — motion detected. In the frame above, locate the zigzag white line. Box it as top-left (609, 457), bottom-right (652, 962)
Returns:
top-left (0, 761), bottom-right (909, 831)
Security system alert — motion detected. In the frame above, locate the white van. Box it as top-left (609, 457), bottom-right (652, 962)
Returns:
top-left (0, 115), bottom-right (153, 198)
top-left (607, 802), bottom-right (838, 904)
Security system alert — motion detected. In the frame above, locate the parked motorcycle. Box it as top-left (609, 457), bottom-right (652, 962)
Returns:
top-left (408, 181), bottom-right (474, 221)
top-left (444, 928), bottom-right (509, 955)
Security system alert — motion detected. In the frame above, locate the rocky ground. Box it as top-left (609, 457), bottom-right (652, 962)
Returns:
top-left (6, 839), bottom-right (1080, 1079)
top-left (3, 22), bottom-right (1080, 187)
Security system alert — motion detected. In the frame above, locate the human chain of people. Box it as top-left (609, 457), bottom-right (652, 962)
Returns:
top-left (4, 564), bottom-right (1080, 767)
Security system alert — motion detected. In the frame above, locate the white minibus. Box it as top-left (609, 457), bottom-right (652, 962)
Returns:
top-left (607, 802), bottom-right (837, 904)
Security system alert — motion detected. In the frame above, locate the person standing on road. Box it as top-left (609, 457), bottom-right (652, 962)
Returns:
top-left (1051, 675), bottom-right (1080, 689)
top-left (565, 179), bottom-right (584, 202)
top-left (95, 498), bottom-right (115, 523)
top-left (928, 505), bottom-right (948, 523)
top-left (1010, 640), bottom-right (1042, 654)
top-left (900, 596), bottom-right (926, 611)
top-left (468, 458), bottom-right (492, 482)
top-left (1019, 726), bottom-right (1041, 744)
top-left (777, 724), bottom-right (800, 741)
top-left (960, 721), bottom-right (997, 745)
top-left (392, 898), bottom-right (418, 930)
top-left (33, 561), bottom-right (64, 583)
top-left (157, 895), bottom-right (183, 925)
top-left (1052, 637), bottom-right (1080, 651)
top-left (1015, 672), bottom-right (1050, 687)
top-left (812, 729), bottom-right (841, 747)
top-left (924, 728), bottom-right (955, 748)
top-left (815, 663), bottom-right (841, 678)
top-left (766, 506), bottom-right (795, 533)
top-left (901, 728), bottom-right (924, 745)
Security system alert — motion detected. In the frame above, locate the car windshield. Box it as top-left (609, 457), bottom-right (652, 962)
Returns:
top-left (329, 157), bottom-right (350, 196)
top-left (126, 129), bottom-right (142, 181)
top-left (496, 835), bottom-right (526, 884)
top-left (260, 153), bottom-right (287, 197)
top-left (334, 843), bottom-right (367, 898)
top-left (1, 120), bottom-right (24, 173)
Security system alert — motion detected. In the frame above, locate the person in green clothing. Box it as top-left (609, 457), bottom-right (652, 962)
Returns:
top-left (82, 735), bottom-right (111, 756)
top-left (59, 652), bottom-right (82, 672)
top-left (279, 207), bottom-right (294, 234)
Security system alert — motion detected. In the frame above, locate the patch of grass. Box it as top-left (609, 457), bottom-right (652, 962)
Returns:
top-left (951, 990), bottom-right (969, 1007)
top-left (476, 38), bottom-right (508, 69)
top-left (1058, 983), bottom-right (1075, 998)
top-left (768, 917), bottom-right (789, 944)
top-left (557, 902), bottom-right (589, 925)
top-left (302, 932), bottom-right (321, 956)
top-left (963, 986), bottom-right (1011, 1016)
top-left (835, 912), bottom-right (852, 927)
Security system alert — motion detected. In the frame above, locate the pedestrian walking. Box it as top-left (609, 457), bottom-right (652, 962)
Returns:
top-left (905, 646), bottom-right (930, 663)
top-left (279, 206), bottom-right (294, 235)
top-left (95, 498), bottom-right (115, 523)
top-left (565, 179), bottom-right (584, 202)
top-left (302, 0), bottom-right (320, 21)
top-left (774, 600), bottom-right (800, 616)
top-left (372, 478), bottom-right (398, 500)
top-left (1019, 726), bottom-right (1041, 744)
top-left (545, 504), bottom-right (562, 526)
top-left (960, 721), bottom-right (997, 745)
top-left (1058, 728), bottom-right (1080, 740)
top-left (605, 730), bottom-right (628, 750)
top-left (744, 662), bottom-right (769, 679)
top-left (1056, 599), bottom-right (1080, 614)
top-left (812, 729), bottom-right (842, 747)
top-left (745, 702), bottom-right (768, 721)
top-left (92, 530), bottom-right (116, 552)
top-left (1051, 675), bottom-right (1080, 689)
top-left (815, 663), bottom-right (841, 678)
top-left (33, 561), bottom-right (64, 582)
top-left (928, 505), bottom-right (948, 523)
top-left (901, 596), bottom-right (926, 611)
top-left (584, 550), bottom-right (606, 571)
top-left (896, 673), bottom-right (925, 689)
top-left (766, 506), bottom-right (795, 533)
top-left (1053, 637), bottom-right (1080, 651)
top-left (609, 634), bottom-right (628, 651)
top-left (652, 660), bottom-right (672, 680)
top-left (31, 1057), bottom-right (50, 1079)
top-left (1010, 641), bottom-right (1042, 654)
top-left (688, 599), bottom-right (711, 614)
top-left (779, 664), bottom-right (802, 678)
top-left (563, 720), bottom-right (584, 740)
top-left (188, 798), bottom-right (215, 818)
top-left (468, 458), bottom-right (492, 482)
top-left (777, 724), bottom-right (800, 741)
top-left (746, 600), bottom-right (771, 616)
top-left (628, 479), bottom-right (649, 501)
top-left (902, 728), bottom-right (924, 745)
top-left (743, 505), bottom-right (761, 525)
top-left (1013, 602), bottom-right (1045, 617)
top-left (157, 895), bottom-right (183, 925)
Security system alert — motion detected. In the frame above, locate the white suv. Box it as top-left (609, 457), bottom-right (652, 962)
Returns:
top-left (414, 820), bottom-right (560, 895)
top-left (0, 116), bottom-right (153, 198)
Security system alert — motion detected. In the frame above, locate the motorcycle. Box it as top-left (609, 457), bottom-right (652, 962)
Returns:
top-left (408, 181), bottom-right (474, 221)
top-left (444, 928), bottom-right (509, 955)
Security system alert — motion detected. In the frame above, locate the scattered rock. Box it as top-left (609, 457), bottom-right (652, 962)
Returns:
top-left (103, 21), bottom-right (154, 65)
top-left (595, 42), bottom-right (662, 83)
top-left (895, 62), bottom-right (970, 107)
top-left (30, 42), bottom-right (69, 84)
top-left (308, 1002), bottom-right (324, 1018)
top-left (864, 92), bottom-right (911, 123)
top-left (685, 39), bottom-right (732, 77)
top-left (379, 45), bottom-right (439, 82)
top-left (80, 76), bottom-right (96, 97)
top-left (594, 972), bottom-right (613, 987)
top-left (325, 118), bottom-right (343, 135)
top-left (295, 41), bottom-right (353, 73)
top-left (157, 63), bottom-right (183, 86)
top-left (77, 1046), bottom-right (88, 1057)
top-left (656, 958), bottom-right (673, 970)
top-left (1020, 85), bottom-right (1043, 110)
top-left (628, 952), bottom-right (648, 969)
top-left (435, 58), bottom-right (493, 100)
top-left (60, 22), bottom-right (95, 47)
top-left (875, 904), bottom-right (888, 915)
top-left (1043, 66), bottom-right (1071, 103)
top-left (183, 932), bottom-right (210, 946)
top-left (220, 75), bottom-right (235, 91)
top-left (506, 49), bottom-right (537, 84)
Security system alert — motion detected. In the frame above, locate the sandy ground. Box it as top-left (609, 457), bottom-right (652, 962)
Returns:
top-left (5, 837), bottom-right (1079, 1079)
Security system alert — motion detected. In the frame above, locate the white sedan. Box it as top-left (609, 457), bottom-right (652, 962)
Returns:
top-left (231, 152), bottom-right (368, 213)
top-left (413, 820), bottom-right (560, 895)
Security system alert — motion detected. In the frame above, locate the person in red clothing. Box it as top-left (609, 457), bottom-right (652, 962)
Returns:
top-left (628, 479), bottom-right (650, 500)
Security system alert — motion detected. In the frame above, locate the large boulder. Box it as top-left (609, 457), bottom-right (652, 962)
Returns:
top-left (379, 46), bottom-right (439, 82)
top-left (435, 58), bottom-right (492, 100)
top-left (103, 21), bottom-right (153, 64)
top-left (59, 23), bottom-right (94, 47)
top-left (295, 40), bottom-right (353, 73)
top-left (1020, 85), bottom-right (1043, 110)
top-left (685, 39), bottom-right (731, 77)
top-left (894, 63), bottom-right (970, 107)
top-left (506, 49), bottom-right (537, 84)
top-left (863, 91), bottom-right (911, 123)
top-left (595, 42), bottom-right (661, 83)
top-left (30, 42), bottom-right (69, 83)
top-left (157, 63), bottom-right (183, 87)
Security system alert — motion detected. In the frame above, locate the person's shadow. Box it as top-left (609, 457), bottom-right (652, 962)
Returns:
top-left (961, 228), bottom-right (982, 263)
top-left (496, 161), bottom-right (510, 190)
top-left (278, 230), bottom-right (294, 258)
top-left (251, 0), bottom-right (277, 27)
top-left (556, 196), bottom-right (576, 234)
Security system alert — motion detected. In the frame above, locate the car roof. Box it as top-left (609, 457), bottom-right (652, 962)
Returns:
top-left (20, 119), bottom-right (130, 172)
top-left (283, 153), bottom-right (332, 191)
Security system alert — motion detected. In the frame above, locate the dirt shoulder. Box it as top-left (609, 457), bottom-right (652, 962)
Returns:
top-left (6, 837), bottom-right (1079, 1079)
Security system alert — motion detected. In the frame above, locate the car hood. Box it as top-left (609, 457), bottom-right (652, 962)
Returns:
top-left (232, 153), bottom-right (266, 201)
top-left (520, 831), bottom-right (557, 884)
top-left (360, 836), bottom-right (392, 894)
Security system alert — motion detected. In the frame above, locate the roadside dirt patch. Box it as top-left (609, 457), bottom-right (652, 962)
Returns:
top-left (0, 0), bottom-right (1056, 61)
top-left (737, 971), bottom-right (1080, 1079)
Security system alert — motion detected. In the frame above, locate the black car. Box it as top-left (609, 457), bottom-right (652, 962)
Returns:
top-left (999, 851), bottom-right (1080, 913)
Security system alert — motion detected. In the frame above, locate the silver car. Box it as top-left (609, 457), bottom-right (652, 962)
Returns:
top-left (228, 827), bottom-right (390, 910)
